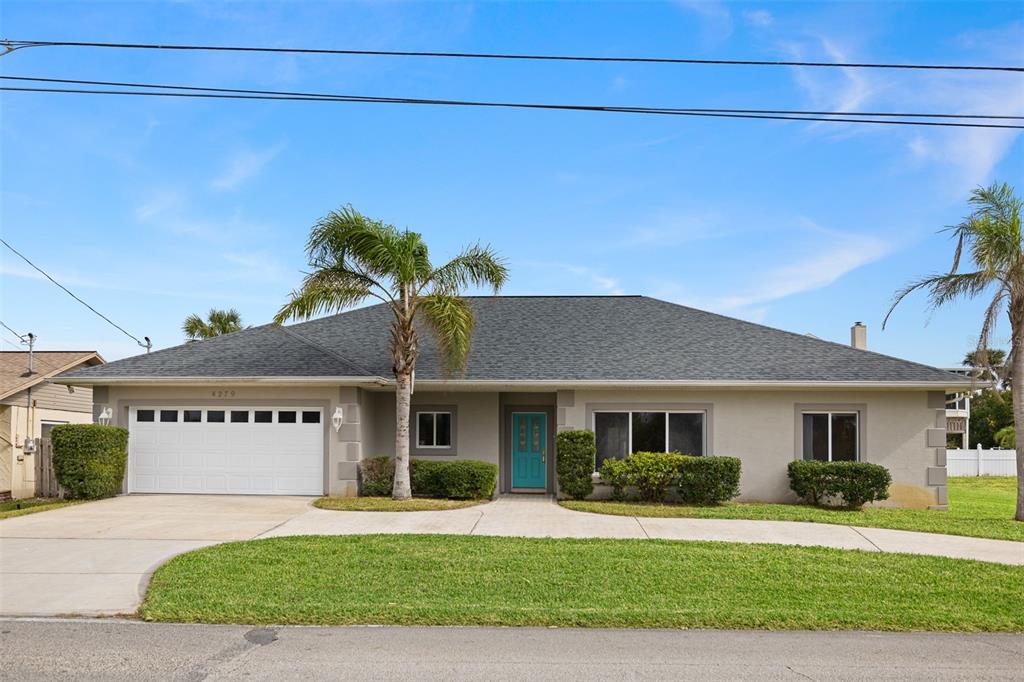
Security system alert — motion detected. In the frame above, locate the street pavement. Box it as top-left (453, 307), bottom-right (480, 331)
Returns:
top-left (1, 619), bottom-right (1021, 681)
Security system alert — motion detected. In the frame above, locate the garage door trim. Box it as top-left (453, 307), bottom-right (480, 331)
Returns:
top-left (120, 398), bottom-right (331, 495)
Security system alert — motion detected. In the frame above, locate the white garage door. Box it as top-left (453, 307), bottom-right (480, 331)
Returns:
top-left (129, 407), bottom-right (324, 495)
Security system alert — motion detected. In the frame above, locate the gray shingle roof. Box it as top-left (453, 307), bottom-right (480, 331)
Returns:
top-left (62, 296), bottom-right (967, 385)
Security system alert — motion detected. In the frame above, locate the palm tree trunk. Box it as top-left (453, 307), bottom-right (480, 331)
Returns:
top-left (393, 370), bottom-right (413, 500)
top-left (1012, 315), bottom-right (1024, 521)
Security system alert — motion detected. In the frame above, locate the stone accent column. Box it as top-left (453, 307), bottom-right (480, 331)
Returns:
top-left (556, 390), bottom-right (576, 432)
top-left (926, 391), bottom-right (948, 510)
top-left (331, 387), bottom-right (363, 497)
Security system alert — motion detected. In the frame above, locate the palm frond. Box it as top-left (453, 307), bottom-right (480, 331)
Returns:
top-left (182, 313), bottom-right (211, 340)
top-left (428, 244), bottom-right (510, 296)
top-left (883, 271), bottom-right (996, 328)
top-left (273, 269), bottom-right (376, 324)
top-left (419, 294), bottom-right (475, 375)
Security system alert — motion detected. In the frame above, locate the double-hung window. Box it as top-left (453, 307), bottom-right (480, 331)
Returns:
top-left (417, 411), bottom-right (452, 449)
top-left (594, 410), bottom-right (705, 468)
top-left (802, 412), bottom-right (858, 462)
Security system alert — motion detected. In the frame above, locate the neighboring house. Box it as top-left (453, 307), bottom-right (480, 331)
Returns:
top-left (1, 351), bottom-right (104, 499)
top-left (56, 296), bottom-right (969, 509)
top-left (944, 368), bottom-right (974, 448)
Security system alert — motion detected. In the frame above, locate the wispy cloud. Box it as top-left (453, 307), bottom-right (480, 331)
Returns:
top-left (675, 0), bottom-right (733, 43)
top-left (742, 9), bottom-right (773, 28)
top-left (524, 261), bottom-right (625, 295)
top-left (210, 142), bottom-right (287, 191)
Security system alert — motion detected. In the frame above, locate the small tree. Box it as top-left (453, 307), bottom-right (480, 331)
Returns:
top-left (183, 308), bottom-right (244, 340)
top-left (275, 206), bottom-right (507, 500)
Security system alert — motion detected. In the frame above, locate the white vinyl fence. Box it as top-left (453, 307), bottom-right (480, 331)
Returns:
top-left (947, 447), bottom-right (1018, 477)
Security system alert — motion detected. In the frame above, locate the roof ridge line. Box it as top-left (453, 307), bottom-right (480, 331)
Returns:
top-left (274, 324), bottom-right (382, 379)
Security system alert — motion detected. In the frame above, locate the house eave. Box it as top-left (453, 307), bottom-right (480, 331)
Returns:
top-left (50, 375), bottom-right (389, 387)
top-left (404, 379), bottom-right (973, 391)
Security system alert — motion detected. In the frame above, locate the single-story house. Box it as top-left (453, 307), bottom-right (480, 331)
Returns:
top-left (56, 296), bottom-right (969, 508)
top-left (2, 350), bottom-right (104, 499)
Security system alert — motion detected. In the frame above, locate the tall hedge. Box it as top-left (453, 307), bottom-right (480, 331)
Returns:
top-left (555, 429), bottom-right (596, 500)
top-left (50, 424), bottom-right (128, 499)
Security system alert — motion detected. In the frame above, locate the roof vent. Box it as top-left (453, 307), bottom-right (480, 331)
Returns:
top-left (851, 322), bottom-right (867, 350)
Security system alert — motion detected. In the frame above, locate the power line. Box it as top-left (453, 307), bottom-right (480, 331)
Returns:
top-left (0, 238), bottom-right (150, 349)
top-left (5, 76), bottom-right (1021, 121)
top-left (2, 82), bottom-right (1021, 129)
top-left (3, 39), bottom-right (1022, 73)
top-left (0, 320), bottom-right (28, 343)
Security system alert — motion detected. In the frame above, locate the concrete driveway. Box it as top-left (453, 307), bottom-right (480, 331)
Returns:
top-left (0, 495), bottom-right (312, 617)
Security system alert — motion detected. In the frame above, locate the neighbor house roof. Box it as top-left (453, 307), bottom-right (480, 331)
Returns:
top-left (1, 351), bottom-right (104, 400)
top-left (58, 296), bottom-right (970, 388)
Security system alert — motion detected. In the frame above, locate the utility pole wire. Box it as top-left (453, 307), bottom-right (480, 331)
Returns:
top-left (2, 39), bottom-right (1022, 73)
top-left (0, 320), bottom-right (28, 342)
top-left (3, 76), bottom-right (1021, 120)
top-left (3, 85), bottom-right (1021, 129)
top-left (0, 238), bottom-right (150, 349)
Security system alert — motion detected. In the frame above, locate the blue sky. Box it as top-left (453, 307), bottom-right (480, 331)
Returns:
top-left (1, 1), bottom-right (1022, 366)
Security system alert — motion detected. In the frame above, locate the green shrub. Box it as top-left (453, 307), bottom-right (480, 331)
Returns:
top-left (555, 430), bottom-right (596, 500)
top-left (995, 425), bottom-right (1016, 449)
top-left (788, 460), bottom-right (891, 509)
top-left (787, 460), bottom-right (829, 506)
top-left (825, 461), bottom-right (891, 509)
top-left (50, 424), bottom-right (128, 499)
top-left (676, 456), bottom-right (742, 505)
top-left (625, 451), bottom-right (687, 502)
top-left (359, 456), bottom-right (395, 496)
top-left (598, 457), bottom-right (632, 501)
top-left (411, 460), bottom-right (497, 499)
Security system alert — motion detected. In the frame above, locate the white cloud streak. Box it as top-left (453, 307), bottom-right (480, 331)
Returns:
top-left (210, 142), bottom-right (287, 191)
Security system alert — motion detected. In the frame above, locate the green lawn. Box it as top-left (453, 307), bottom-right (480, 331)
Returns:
top-left (314, 496), bottom-right (485, 512)
top-left (0, 498), bottom-right (80, 520)
top-left (560, 477), bottom-right (1023, 542)
top-left (140, 534), bottom-right (1024, 631)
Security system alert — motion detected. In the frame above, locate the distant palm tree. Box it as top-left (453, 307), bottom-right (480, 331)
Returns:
top-left (885, 182), bottom-right (1023, 521)
top-left (183, 309), bottom-right (244, 341)
top-left (274, 205), bottom-right (508, 499)
top-left (962, 348), bottom-right (1010, 387)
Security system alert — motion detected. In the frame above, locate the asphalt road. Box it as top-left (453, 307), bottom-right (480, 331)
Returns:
top-left (1, 619), bottom-right (1021, 681)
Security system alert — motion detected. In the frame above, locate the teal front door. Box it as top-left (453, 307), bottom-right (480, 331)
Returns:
top-left (512, 412), bottom-right (547, 489)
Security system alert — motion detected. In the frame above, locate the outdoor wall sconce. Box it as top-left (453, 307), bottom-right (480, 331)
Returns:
top-left (98, 406), bottom-right (113, 426)
top-left (332, 407), bottom-right (344, 432)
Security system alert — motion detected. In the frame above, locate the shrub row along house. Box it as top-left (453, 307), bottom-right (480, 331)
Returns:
top-left (56, 296), bottom-right (968, 508)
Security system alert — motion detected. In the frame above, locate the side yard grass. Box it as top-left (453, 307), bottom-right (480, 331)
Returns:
top-left (0, 498), bottom-right (80, 520)
top-left (560, 477), bottom-right (1023, 542)
top-left (314, 497), bottom-right (485, 512)
top-left (140, 534), bottom-right (1024, 631)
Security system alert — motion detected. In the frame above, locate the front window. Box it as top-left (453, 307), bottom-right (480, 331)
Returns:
top-left (594, 411), bottom-right (705, 468)
top-left (802, 412), bottom-right (858, 462)
top-left (417, 411), bottom-right (452, 448)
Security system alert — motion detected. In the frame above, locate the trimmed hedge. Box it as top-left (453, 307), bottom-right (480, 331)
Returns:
top-left (50, 424), bottom-right (128, 499)
top-left (359, 456), bottom-right (395, 496)
top-left (555, 430), bottom-right (596, 500)
top-left (677, 455), bottom-right (742, 505)
top-left (359, 457), bottom-right (497, 500)
top-left (788, 460), bottom-right (892, 509)
top-left (411, 460), bottom-right (497, 500)
top-left (599, 452), bottom-right (742, 504)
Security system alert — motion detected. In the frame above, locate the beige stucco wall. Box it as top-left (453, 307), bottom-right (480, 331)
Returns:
top-left (559, 387), bottom-right (946, 508)
top-left (1, 401), bottom-right (96, 499)
top-left (369, 390), bottom-right (501, 466)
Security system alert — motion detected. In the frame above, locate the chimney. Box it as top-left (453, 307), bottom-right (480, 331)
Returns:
top-left (850, 322), bottom-right (867, 350)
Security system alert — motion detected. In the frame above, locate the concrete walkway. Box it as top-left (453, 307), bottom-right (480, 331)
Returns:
top-left (266, 494), bottom-right (1024, 566)
top-left (1, 494), bottom-right (1022, 617)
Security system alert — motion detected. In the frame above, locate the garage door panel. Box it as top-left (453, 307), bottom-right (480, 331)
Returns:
top-left (129, 407), bottom-right (324, 495)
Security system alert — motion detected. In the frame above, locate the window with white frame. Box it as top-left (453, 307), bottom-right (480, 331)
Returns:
top-left (594, 411), bottom-right (705, 468)
top-left (416, 411), bottom-right (452, 448)
top-left (802, 411), bottom-right (858, 462)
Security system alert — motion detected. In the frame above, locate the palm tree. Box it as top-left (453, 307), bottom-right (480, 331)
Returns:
top-left (183, 308), bottom-right (245, 341)
top-left (274, 205), bottom-right (508, 499)
top-left (884, 182), bottom-right (1023, 521)
top-left (962, 348), bottom-right (1010, 387)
